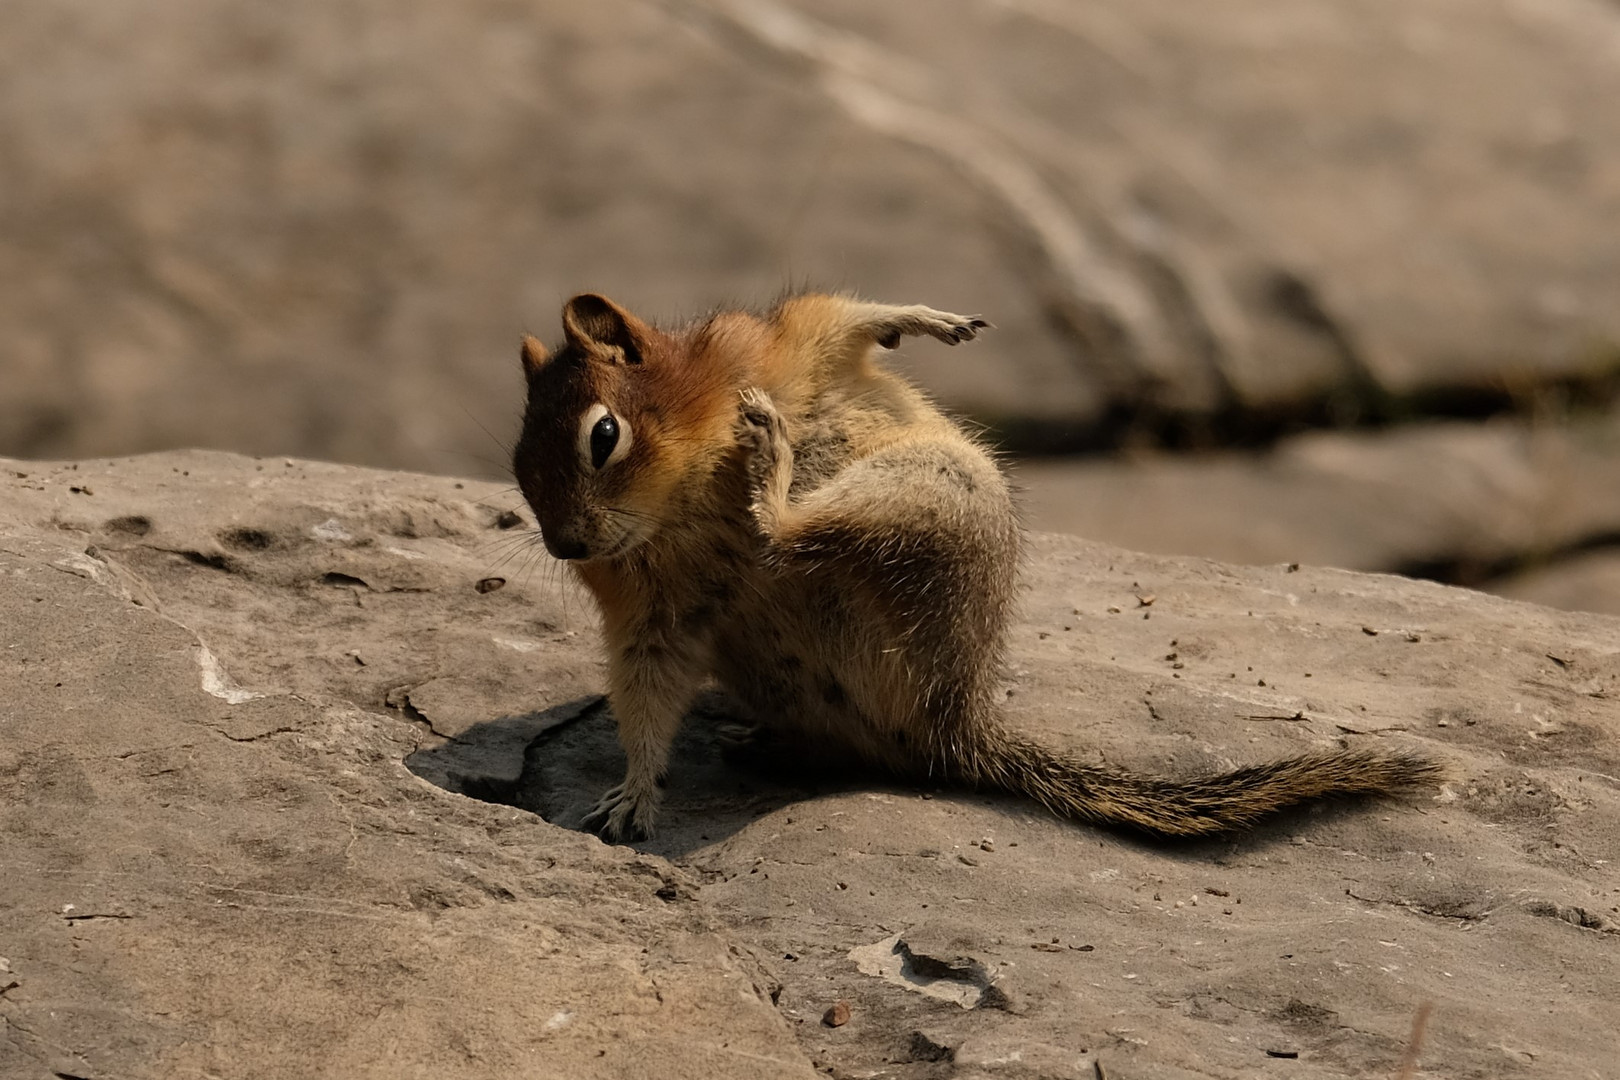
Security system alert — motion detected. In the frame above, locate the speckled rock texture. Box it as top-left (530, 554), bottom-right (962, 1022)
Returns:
top-left (3, 452), bottom-right (1616, 1078)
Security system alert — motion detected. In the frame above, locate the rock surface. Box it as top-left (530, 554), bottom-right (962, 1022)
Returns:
top-left (1016, 414), bottom-right (1620, 615)
top-left (4, 451), bottom-right (1618, 1078)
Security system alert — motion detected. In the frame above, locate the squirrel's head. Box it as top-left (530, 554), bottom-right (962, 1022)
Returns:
top-left (512, 293), bottom-right (736, 562)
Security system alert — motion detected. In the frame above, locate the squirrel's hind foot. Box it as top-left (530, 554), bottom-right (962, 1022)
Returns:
top-left (872, 307), bottom-right (991, 349)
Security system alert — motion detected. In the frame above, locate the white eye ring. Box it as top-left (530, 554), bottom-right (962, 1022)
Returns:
top-left (577, 402), bottom-right (633, 471)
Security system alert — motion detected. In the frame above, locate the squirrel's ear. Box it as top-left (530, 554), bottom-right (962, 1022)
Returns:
top-left (561, 293), bottom-right (645, 365)
top-left (520, 334), bottom-right (551, 376)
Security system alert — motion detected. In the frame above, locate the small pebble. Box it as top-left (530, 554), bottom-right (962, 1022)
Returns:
top-left (822, 1001), bottom-right (851, 1028)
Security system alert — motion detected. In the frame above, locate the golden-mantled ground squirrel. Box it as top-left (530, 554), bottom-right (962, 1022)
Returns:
top-left (513, 292), bottom-right (1439, 841)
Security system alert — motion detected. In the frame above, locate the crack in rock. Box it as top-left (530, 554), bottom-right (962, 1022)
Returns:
top-left (1521, 899), bottom-right (1619, 934)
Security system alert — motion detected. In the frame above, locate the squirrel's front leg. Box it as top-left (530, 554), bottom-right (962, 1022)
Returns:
top-left (582, 636), bottom-right (705, 842)
top-left (736, 388), bottom-right (793, 540)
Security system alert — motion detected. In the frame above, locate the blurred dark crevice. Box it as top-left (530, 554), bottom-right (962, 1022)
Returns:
top-left (1392, 530), bottom-right (1620, 592)
top-left (1, 406), bottom-right (76, 459)
top-left (984, 358), bottom-right (1620, 456)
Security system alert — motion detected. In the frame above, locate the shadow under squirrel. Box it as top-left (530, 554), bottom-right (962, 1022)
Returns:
top-left (512, 291), bottom-right (1439, 841)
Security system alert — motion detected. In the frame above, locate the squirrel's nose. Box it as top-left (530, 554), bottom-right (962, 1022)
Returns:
top-left (544, 534), bottom-right (588, 561)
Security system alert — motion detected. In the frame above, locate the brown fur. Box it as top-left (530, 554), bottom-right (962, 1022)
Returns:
top-left (512, 292), bottom-right (1441, 840)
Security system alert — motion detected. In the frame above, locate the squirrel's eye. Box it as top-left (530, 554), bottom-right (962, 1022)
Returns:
top-left (589, 414), bottom-right (619, 470)
top-left (578, 402), bottom-right (631, 470)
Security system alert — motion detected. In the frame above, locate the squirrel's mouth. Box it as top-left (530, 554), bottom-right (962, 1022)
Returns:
top-left (588, 531), bottom-right (644, 563)
top-left (543, 504), bottom-right (657, 564)
top-left (565, 523), bottom-right (647, 564)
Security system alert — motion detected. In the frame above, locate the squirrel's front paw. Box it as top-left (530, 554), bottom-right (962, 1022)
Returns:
top-left (736, 387), bottom-right (786, 461)
top-left (580, 782), bottom-right (657, 843)
top-left (735, 389), bottom-right (790, 527)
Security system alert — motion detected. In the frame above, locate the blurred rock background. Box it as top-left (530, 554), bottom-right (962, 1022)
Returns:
top-left (3, 0), bottom-right (1618, 612)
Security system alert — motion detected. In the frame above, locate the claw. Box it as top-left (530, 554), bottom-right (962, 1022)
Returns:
top-left (579, 783), bottom-right (623, 831)
top-left (916, 312), bottom-right (991, 346)
top-left (949, 316), bottom-right (990, 343)
top-left (580, 782), bottom-right (657, 842)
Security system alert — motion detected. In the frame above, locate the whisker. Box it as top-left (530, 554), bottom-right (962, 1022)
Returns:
top-left (591, 505), bottom-right (666, 527)
top-left (431, 447), bottom-right (518, 478)
top-left (481, 535), bottom-right (545, 575)
top-left (468, 486), bottom-right (523, 510)
top-left (476, 537), bottom-right (537, 564)
top-left (463, 407), bottom-right (519, 460)
top-left (515, 539), bottom-right (551, 594)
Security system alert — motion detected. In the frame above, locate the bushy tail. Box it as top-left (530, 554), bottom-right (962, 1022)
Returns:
top-left (960, 732), bottom-right (1443, 838)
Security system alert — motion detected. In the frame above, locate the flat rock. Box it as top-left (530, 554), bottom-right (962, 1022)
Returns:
top-left (3, 451), bottom-right (1618, 1078)
top-left (1016, 414), bottom-right (1620, 614)
top-left (0, 454), bottom-right (812, 1080)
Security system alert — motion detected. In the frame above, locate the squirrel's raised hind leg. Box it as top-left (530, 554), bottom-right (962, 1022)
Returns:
top-left (769, 295), bottom-right (991, 374)
top-left (848, 303), bottom-right (991, 349)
